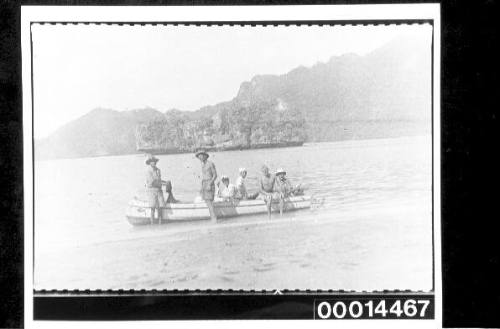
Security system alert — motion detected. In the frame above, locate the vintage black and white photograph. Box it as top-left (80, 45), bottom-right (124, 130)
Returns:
top-left (30, 19), bottom-right (434, 293)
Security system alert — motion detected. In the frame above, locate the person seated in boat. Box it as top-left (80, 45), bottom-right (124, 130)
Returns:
top-left (274, 168), bottom-right (304, 216)
top-left (217, 175), bottom-right (238, 201)
top-left (259, 165), bottom-right (276, 196)
top-left (235, 168), bottom-right (259, 200)
top-left (274, 168), bottom-right (303, 197)
top-left (258, 165), bottom-right (278, 218)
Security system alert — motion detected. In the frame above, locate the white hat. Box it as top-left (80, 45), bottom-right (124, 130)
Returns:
top-left (275, 168), bottom-right (286, 175)
top-left (239, 167), bottom-right (247, 173)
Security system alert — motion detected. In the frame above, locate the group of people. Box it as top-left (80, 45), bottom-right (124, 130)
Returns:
top-left (144, 149), bottom-right (303, 224)
top-left (216, 168), bottom-right (259, 201)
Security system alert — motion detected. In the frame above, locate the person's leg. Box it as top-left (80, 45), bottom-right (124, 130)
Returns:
top-left (279, 195), bottom-right (284, 216)
top-left (266, 194), bottom-right (272, 219)
top-left (148, 189), bottom-right (156, 224)
top-left (156, 207), bottom-right (161, 224)
top-left (206, 200), bottom-right (217, 223)
top-left (150, 208), bottom-right (155, 224)
top-left (209, 182), bottom-right (217, 223)
top-left (157, 192), bottom-right (165, 224)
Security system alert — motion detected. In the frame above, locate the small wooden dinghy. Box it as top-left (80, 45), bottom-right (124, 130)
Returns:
top-left (126, 195), bottom-right (312, 226)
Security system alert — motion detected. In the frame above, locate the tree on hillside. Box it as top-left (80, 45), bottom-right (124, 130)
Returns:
top-left (232, 99), bottom-right (277, 146)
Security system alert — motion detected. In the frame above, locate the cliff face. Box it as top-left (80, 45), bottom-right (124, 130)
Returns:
top-left (135, 99), bottom-right (306, 152)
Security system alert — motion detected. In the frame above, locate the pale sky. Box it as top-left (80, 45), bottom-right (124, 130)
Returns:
top-left (31, 23), bottom-right (431, 138)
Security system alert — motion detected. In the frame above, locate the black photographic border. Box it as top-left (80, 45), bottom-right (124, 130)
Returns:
top-left (28, 17), bottom-right (437, 320)
top-left (2, 0), bottom-right (499, 327)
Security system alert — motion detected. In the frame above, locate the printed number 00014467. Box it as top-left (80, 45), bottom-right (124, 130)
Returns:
top-left (316, 299), bottom-right (431, 319)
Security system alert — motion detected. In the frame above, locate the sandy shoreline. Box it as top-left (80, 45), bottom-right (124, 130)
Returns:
top-left (35, 203), bottom-right (432, 291)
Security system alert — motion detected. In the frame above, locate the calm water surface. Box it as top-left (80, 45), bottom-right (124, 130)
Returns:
top-left (35, 135), bottom-right (432, 254)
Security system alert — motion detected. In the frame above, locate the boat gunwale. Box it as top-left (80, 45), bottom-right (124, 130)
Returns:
top-left (128, 195), bottom-right (311, 210)
top-left (125, 200), bottom-right (312, 223)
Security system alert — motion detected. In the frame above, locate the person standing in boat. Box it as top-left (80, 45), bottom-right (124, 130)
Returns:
top-left (145, 155), bottom-right (165, 224)
top-left (258, 164), bottom-right (277, 219)
top-left (195, 150), bottom-right (218, 223)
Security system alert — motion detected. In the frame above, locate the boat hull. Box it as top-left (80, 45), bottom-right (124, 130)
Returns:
top-left (126, 195), bottom-right (311, 225)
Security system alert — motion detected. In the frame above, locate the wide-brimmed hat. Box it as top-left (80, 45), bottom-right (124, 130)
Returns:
top-left (145, 155), bottom-right (159, 165)
top-left (275, 168), bottom-right (286, 175)
top-left (195, 149), bottom-right (209, 158)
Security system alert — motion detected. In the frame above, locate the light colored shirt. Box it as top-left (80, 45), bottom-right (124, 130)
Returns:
top-left (235, 176), bottom-right (247, 198)
top-left (218, 183), bottom-right (237, 199)
top-left (146, 167), bottom-right (162, 189)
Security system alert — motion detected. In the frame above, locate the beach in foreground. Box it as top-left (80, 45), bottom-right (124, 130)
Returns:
top-left (35, 199), bottom-right (432, 291)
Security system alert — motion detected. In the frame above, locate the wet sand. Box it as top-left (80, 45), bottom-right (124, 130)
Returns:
top-left (35, 203), bottom-right (432, 291)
